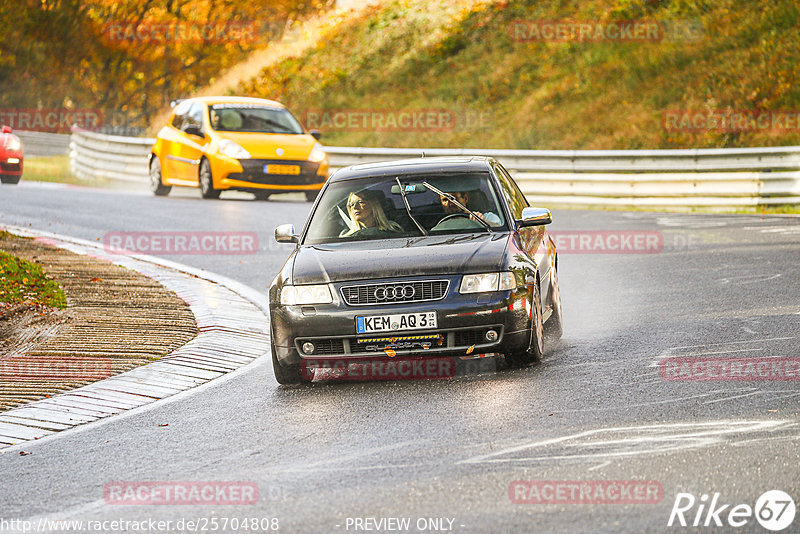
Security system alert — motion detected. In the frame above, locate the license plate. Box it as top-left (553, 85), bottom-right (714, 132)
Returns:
top-left (264, 164), bottom-right (300, 175)
top-left (356, 312), bottom-right (437, 334)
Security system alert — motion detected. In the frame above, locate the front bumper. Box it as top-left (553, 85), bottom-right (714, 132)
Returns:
top-left (0, 156), bottom-right (23, 176)
top-left (215, 157), bottom-right (328, 192)
top-left (270, 275), bottom-right (533, 366)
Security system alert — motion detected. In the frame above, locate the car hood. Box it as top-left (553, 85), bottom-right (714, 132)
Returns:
top-left (291, 233), bottom-right (510, 285)
top-left (216, 132), bottom-right (315, 159)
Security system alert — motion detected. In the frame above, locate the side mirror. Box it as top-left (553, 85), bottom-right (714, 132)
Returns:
top-left (1, 125), bottom-right (12, 134)
top-left (517, 207), bottom-right (552, 227)
top-left (184, 125), bottom-right (204, 138)
top-left (275, 224), bottom-right (299, 244)
top-left (309, 129), bottom-right (322, 141)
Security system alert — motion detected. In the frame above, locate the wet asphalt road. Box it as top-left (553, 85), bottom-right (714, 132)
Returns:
top-left (1, 181), bottom-right (799, 533)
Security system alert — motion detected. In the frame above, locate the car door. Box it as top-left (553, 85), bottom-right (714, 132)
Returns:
top-left (161, 101), bottom-right (191, 182)
top-left (169, 102), bottom-right (207, 185)
top-left (494, 161), bottom-right (553, 302)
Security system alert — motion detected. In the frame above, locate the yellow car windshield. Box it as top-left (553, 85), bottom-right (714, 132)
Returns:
top-left (209, 104), bottom-right (304, 134)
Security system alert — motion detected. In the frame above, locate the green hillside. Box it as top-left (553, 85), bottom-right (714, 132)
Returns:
top-left (239, 0), bottom-right (800, 149)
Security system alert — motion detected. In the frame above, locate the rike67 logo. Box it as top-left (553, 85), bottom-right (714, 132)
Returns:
top-left (668, 490), bottom-right (796, 531)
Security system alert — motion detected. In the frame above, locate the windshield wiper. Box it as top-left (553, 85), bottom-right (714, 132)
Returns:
top-left (252, 117), bottom-right (296, 133)
top-left (422, 181), bottom-right (493, 234)
top-left (395, 178), bottom-right (428, 236)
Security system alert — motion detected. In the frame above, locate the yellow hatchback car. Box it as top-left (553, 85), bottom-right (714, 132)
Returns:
top-left (149, 96), bottom-right (329, 201)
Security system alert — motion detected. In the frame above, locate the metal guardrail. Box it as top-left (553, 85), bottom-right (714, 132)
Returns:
top-left (71, 130), bottom-right (152, 183)
top-left (15, 130), bottom-right (71, 157)
top-left (70, 130), bottom-right (800, 207)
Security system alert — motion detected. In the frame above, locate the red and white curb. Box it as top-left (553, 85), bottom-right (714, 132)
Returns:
top-left (0, 225), bottom-right (270, 449)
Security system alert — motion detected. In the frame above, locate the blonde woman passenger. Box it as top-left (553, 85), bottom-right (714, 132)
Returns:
top-left (340, 190), bottom-right (403, 237)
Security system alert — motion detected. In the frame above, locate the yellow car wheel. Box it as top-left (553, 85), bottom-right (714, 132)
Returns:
top-left (149, 156), bottom-right (171, 196)
top-left (199, 159), bottom-right (220, 199)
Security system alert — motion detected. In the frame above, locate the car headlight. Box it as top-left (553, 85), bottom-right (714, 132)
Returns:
top-left (6, 137), bottom-right (21, 151)
top-left (459, 272), bottom-right (517, 294)
top-left (308, 143), bottom-right (327, 163)
top-left (280, 284), bottom-right (333, 305)
top-left (219, 139), bottom-right (251, 159)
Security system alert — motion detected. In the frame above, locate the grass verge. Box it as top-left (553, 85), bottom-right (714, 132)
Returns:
top-left (0, 233), bottom-right (67, 309)
top-left (22, 155), bottom-right (112, 188)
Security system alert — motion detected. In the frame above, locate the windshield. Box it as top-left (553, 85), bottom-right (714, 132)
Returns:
top-left (208, 104), bottom-right (304, 134)
top-left (303, 173), bottom-right (507, 245)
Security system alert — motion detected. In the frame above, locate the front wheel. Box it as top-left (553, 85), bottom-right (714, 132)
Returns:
top-left (305, 190), bottom-right (319, 202)
top-left (253, 190), bottom-right (271, 201)
top-left (0, 175), bottom-right (21, 185)
top-left (149, 156), bottom-right (171, 196)
top-left (199, 159), bottom-right (220, 199)
top-left (544, 264), bottom-right (563, 341)
top-left (505, 282), bottom-right (545, 367)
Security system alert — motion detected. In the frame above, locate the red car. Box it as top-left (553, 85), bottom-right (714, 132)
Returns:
top-left (0, 125), bottom-right (23, 184)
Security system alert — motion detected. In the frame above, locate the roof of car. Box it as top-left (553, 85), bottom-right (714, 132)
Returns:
top-left (329, 156), bottom-right (496, 182)
top-left (184, 96), bottom-right (286, 108)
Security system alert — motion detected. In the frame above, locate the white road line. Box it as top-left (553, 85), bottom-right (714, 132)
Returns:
top-left (702, 391), bottom-right (763, 405)
top-left (457, 420), bottom-right (795, 465)
top-left (663, 336), bottom-right (796, 352)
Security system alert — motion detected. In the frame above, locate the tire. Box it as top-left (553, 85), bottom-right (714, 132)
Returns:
top-left (0, 175), bottom-right (21, 185)
top-left (253, 190), bottom-right (271, 201)
top-left (505, 281), bottom-right (545, 367)
top-left (272, 350), bottom-right (307, 385)
top-left (305, 190), bottom-right (319, 202)
top-left (149, 156), bottom-right (171, 196)
top-left (199, 158), bottom-right (220, 199)
top-left (544, 263), bottom-right (563, 341)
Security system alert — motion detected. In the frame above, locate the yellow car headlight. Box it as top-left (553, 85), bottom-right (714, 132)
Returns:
top-left (309, 143), bottom-right (327, 163)
top-left (219, 139), bottom-right (251, 159)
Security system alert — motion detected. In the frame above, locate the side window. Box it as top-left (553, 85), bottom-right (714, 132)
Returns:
top-left (494, 163), bottom-right (527, 220)
top-left (171, 101), bottom-right (191, 129)
top-left (186, 103), bottom-right (204, 133)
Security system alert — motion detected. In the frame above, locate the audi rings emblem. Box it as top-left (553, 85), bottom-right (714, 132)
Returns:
top-left (374, 285), bottom-right (416, 301)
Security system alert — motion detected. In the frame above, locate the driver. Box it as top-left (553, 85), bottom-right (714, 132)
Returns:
top-left (439, 190), bottom-right (502, 226)
top-left (340, 190), bottom-right (403, 237)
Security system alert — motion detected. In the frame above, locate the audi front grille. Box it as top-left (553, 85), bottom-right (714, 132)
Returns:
top-left (340, 280), bottom-right (449, 306)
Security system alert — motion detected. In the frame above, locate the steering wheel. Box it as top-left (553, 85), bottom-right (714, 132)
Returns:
top-left (438, 213), bottom-right (472, 224)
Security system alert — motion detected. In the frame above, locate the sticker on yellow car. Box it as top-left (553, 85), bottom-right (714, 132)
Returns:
top-left (264, 164), bottom-right (301, 175)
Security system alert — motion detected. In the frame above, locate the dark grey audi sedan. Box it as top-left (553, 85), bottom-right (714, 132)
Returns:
top-left (268, 157), bottom-right (562, 384)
